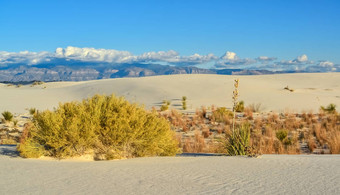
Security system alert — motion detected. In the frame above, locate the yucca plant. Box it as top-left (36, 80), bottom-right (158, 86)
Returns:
top-left (2, 111), bottom-right (13, 122)
top-left (182, 96), bottom-right (187, 110)
top-left (226, 123), bottom-right (250, 156)
top-left (28, 108), bottom-right (37, 115)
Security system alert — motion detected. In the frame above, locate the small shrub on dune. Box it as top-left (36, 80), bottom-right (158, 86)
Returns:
top-left (2, 111), bottom-right (13, 123)
top-left (182, 96), bottom-right (187, 110)
top-left (18, 94), bottom-right (179, 159)
top-left (248, 103), bottom-right (263, 113)
top-left (235, 100), bottom-right (245, 112)
top-left (243, 107), bottom-right (253, 120)
top-left (160, 100), bottom-right (171, 111)
top-left (320, 103), bottom-right (337, 114)
top-left (28, 108), bottom-right (37, 115)
top-left (212, 107), bottom-right (233, 123)
top-left (183, 131), bottom-right (205, 153)
top-left (276, 129), bottom-right (288, 142)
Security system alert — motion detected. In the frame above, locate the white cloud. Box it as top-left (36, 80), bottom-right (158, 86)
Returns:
top-left (216, 51), bottom-right (257, 67)
top-left (297, 54), bottom-right (308, 62)
top-left (0, 46), bottom-right (217, 67)
top-left (305, 60), bottom-right (337, 72)
top-left (318, 60), bottom-right (334, 67)
top-left (0, 50), bottom-right (53, 66)
top-left (55, 46), bottom-right (134, 63)
top-left (0, 47), bottom-right (338, 73)
top-left (276, 54), bottom-right (313, 65)
top-left (221, 51), bottom-right (237, 60)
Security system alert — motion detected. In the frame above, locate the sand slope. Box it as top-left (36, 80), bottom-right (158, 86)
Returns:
top-left (1, 73), bottom-right (339, 114)
top-left (0, 146), bottom-right (339, 195)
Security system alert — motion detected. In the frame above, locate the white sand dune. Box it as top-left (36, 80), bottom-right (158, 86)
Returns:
top-left (1, 73), bottom-right (340, 114)
top-left (0, 146), bottom-right (339, 194)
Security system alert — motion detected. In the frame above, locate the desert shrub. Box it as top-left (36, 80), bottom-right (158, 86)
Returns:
top-left (244, 107), bottom-right (253, 120)
top-left (28, 108), bottom-right (37, 115)
top-left (13, 120), bottom-right (18, 127)
top-left (183, 131), bottom-right (205, 153)
top-left (248, 103), bottom-right (263, 113)
top-left (18, 139), bottom-right (45, 158)
top-left (2, 111), bottom-right (13, 122)
top-left (284, 86), bottom-right (294, 92)
top-left (276, 129), bottom-right (288, 142)
top-left (226, 123), bottom-right (250, 155)
top-left (235, 100), bottom-right (244, 112)
top-left (212, 107), bottom-right (233, 123)
top-left (18, 94), bottom-right (179, 159)
top-left (320, 103), bottom-right (337, 114)
top-left (160, 100), bottom-right (171, 111)
top-left (1, 139), bottom-right (18, 145)
top-left (182, 96), bottom-right (187, 110)
top-left (31, 81), bottom-right (45, 86)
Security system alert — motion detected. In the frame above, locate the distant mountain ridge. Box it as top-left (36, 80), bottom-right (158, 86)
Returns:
top-left (0, 63), bottom-right (301, 82)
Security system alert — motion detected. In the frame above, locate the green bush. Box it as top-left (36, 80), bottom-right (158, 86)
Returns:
top-left (212, 107), bottom-right (233, 123)
top-left (276, 129), bottom-right (288, 142)
top-left (320, 103), bottom-right (336, 114)
top-left (18, 94), bottom-right (179, 159)
top-left (182, 96), bottom-right (187, 110)
top-left (2, 111), bottom-right (13, 122)
top-left (226, 123), bottom-right (250, 156)
top-left (235, 101), bottom-right (245, 112)
top-left (160, 100), bottom-right (171, 111)
top-left (28, 108), bottom-right (37, 115)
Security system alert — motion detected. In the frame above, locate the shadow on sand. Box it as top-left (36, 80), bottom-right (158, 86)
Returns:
top-left (0, 145), bottom-right (20, 158)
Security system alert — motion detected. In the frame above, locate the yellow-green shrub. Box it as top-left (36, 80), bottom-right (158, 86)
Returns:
top-left (18, 94), bottom-right (179, 159)
top-left (212, 107), bottom-right (233, 123)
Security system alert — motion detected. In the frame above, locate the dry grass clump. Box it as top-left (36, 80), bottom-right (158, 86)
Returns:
top-left (164, 105), bottom-right (339, 155)
top-left (18, 94), bottom-right (179, 159)
top-left (183, 131), bottom-right (206, 153)
top-left (248, 103), bottom-right (263, 113)
top-left (243, 107), bottom-right (253, 120)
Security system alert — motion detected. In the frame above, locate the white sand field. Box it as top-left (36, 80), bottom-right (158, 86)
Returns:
top-left (0, 73), bottom-right (339, 114)
top-left (0, 145), bottom-right (339, 194)
top-left (1, 74), bottom-right (340, 194)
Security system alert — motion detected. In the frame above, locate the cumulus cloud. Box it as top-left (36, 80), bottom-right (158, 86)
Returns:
top-left (305, 60), bottom-right (337, 72)
top-left (55, 46), bottom-right (134, 63)
top-left (215, 51), bottom-right (257, 67)
top-left (318, 60), bottom-right (334, 67)
top-left (0, 50), bottom-right (53, 66)
top-left (0, 47), bottom-right (338, 73)
top-left (221, 51), bottom-right (237, 60)
top-left (276, 54), bottom-right (313, 65)
top-left (0, 46), bottom-right (217, 67)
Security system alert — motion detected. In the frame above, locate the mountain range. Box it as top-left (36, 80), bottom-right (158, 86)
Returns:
top-left (0, 63), bottom-right (302, 83)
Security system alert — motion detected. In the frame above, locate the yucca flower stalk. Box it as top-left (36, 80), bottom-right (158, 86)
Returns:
top-left (232, 79), bottom-right (239, 137)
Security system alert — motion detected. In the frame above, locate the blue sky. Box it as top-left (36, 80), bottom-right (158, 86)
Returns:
top-left (0, 0), bottom-right (339, 71)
